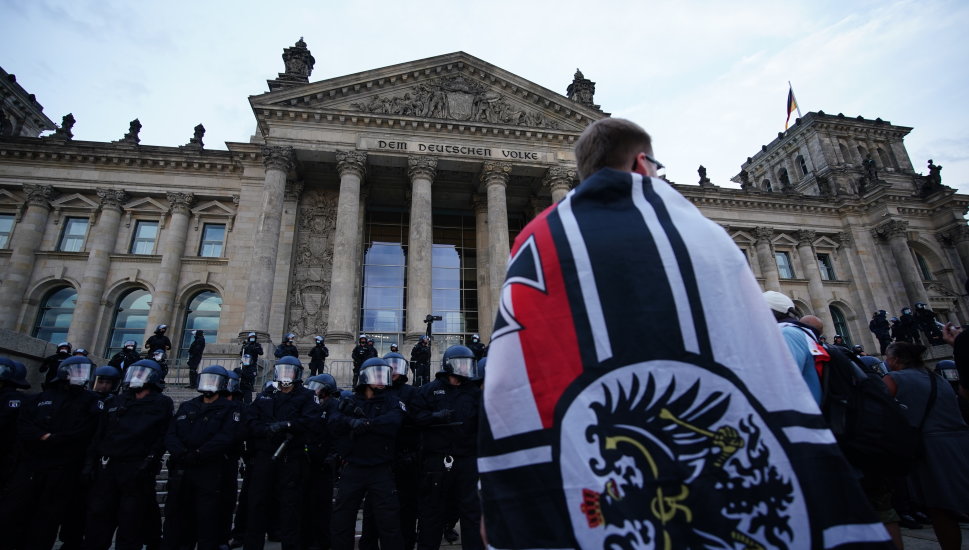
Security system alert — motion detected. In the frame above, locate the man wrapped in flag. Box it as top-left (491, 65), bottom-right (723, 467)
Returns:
top-left (478, 118), bottom-right (892, 549)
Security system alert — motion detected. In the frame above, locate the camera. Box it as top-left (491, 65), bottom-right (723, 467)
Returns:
top-left (424, 314), bottom-right (443, 323)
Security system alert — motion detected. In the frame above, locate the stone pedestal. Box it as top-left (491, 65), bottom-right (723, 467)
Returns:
top-left (483, 162), bottom-right (512, 321)
top-left (405, 156), bottom-right (436, 345)
top-left (753, 226), bottom-right (781, 291)
top-left (0, 185), bottom-right (54, 330)
top-left (145, 192), bottom-right (195, 345)
top-left (325, 151), bottom-right (366, 343)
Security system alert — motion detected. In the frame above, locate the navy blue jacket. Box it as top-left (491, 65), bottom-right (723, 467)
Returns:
top-left (244, 384), bottom-right (319, 457)
top-left (412, 375), bottom-right (481, 457)
top-left (91, 390), bottom-right (173, 463)
top-left (17, 385), bottom-right (100, 468)
top-left (165, 395), bottom-right (240, 467)
top-left (330, 390), bottom-right (403, 466)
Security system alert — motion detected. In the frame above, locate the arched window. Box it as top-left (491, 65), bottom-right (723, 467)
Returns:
top-left (778, 168), bottom-right (791, 189)
top-left (914, 251), bottom-right (933, 281)
top-left (829, 306), bottom-right (852, 346)
top-left (106, 289), bottom-right (152, 358)
top-left (797, 155), bottom-right (809, 177)
top-left (178, 291), bottom-right (223, 362)
top-left (763, 179), bottom-right (773, 192)
top-left (32, 286), bottom-right (77, 344)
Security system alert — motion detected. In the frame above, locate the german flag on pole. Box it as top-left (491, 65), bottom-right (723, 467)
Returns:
top-left (785, 85), bottom-right (799, 129)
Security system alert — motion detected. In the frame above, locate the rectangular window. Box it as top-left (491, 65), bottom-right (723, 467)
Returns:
top-left (817, 253), bottom-right (836, 281)
top-left (775, 251), bottom-right (794, 279)
top-left (199, 223), bottom-right (226, 257)
top-left (129, 220), bottom-right (159, 254)
top-left (0, 213), bottom-right (13, 248)
top-left (58, 217), bottom-right (89, 252)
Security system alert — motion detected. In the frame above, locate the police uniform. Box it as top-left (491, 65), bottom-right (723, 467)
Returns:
top-left (308, 342), bottom-right (329, 376)
top-left (145, 333), bottom-right (172, 354)
top-left (274, 342), bottom-right (299, 359)
top-left (302, 393), bottom-right (339, 550)
top-left (409, 343), bottom-right (431, 386)
top-left (351, 342), bottom-right (372, 386)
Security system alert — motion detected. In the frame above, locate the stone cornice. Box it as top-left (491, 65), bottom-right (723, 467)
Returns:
top-left (407, 155), bottom-right (438, 182)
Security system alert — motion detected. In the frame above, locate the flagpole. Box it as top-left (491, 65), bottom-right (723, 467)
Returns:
top-left (788, 81), bottom-right (802, 117)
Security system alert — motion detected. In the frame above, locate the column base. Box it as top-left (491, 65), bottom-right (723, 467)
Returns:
top-left (324, 330), bottom-right (355, 344)
top-left (238, 330), bottom-right (271, 344)
top-left (403, 331), bottom-right (427, 348)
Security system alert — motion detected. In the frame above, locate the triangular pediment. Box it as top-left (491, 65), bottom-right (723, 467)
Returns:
top-left (50, 193), bottom-right (98, 210)
top-left (0, 188), bottom-right (20, 206)
top-left (814, 236), bottom-right (840, 249)
top-left (192, 200), bottom-right (234, 216)
top-left (772, 234), bottom-right (798, 246)
top-left (251, 52), bottom-right (604, 133)
top-left (124, 196), bottom-right (168, 212)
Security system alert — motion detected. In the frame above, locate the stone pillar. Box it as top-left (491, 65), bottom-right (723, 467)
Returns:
top-left (544, 165), bottom-right (576, 204)
top-left (325, 150), bottom-right (367, 343)
top-left (752, 226), bottom-right (781, 291)
top-left (241, 146), bottom-right (295, 338)
top-left (874, 219), bottom-right (929, 307)
top-left (405, 155), bottom-right (437, 345)
top-left (145, 192), bottom-right (195, 344)
top-left (0, 184), bottom-right (55, 330)
top-left (68, 189), bottom-right (127, 349)
top-left (794, 230), bottom-right (833, 332)
top-left (482, 162), bottom-right (512, 319)
top-left (473, 195), bottom-right (491, 342)
top-left (949, 225), bottom-right (969, 277)
top-left (936, 231), bottom-right (969, 323)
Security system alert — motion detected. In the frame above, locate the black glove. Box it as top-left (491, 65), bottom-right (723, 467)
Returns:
top-left (268, 421), bottom-right (291, 434)
top-left (338, 399), bottom-right (353, 413)
top-left (349, 418), bottom-right (370, 433)
top-left (352, 406), bottom-right (366, 418)
top-left (432, 409), bottom-right (453, 423)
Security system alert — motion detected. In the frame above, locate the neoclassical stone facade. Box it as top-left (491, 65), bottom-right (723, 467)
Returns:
top-left (0, 43), bottom-right (966, 370)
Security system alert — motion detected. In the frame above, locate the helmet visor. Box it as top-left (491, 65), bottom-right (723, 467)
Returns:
top-left (386, 357), bottom-right (408, 376)
top-left (93, 376), bottom-right (120, 394)
top-left (66, 362), bottom-right (94, 386)
top-left (152, 350), bottom-right (165, 361)
top-left (940, 368), bottom-right (960, 382)
top-left (274, 364), bottom-right (300, 384)
top-left (226, 377), bottom-right (241, 393)
top-left (447, 357), bottom-right (477, 378)
top-left (123, 365), bottom-right (153, 389)
top-left (359, 365), bottom-right (392, 387)
top-left (197, 373), bottom-right (227, 393)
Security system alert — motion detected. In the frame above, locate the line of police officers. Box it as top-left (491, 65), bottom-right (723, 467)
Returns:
top-left (0, 342), bottom-right (486, 550)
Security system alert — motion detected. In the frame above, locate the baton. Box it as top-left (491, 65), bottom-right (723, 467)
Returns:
top-left (272, 433), bottom-right (294, 461)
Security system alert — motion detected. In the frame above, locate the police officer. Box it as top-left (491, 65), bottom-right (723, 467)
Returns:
top-left (145, 324), bottom-right (173, 354)
top-left (412, 345), bottom-right (483, 550)
top-left (236, 353), bottom-right (258, 405)
top-left (897, 307), bottom-right (919, 343)
top-left (10, 355), bottom-right (100, 549)
top-left (914, 302), bottom-right (943, 345)
top-left (163, 365), bottom-right (240, 550)
top-left (242, 356), bottom-right (319, 550)
top-left (151, 348), bottom-right (171, 380)
top-left (83, 359), bottom-right (173, 550)
top-left (302, 372), bottom-right (341, 550)
top-left (73, 348), bottom-right (90, 357)
top-left (467, 334), bottom-right (486, 362)
top-left (109, 340), bottom-right (142, 373)
top-left (331, 357), bottom-right (404, 550)
top-left (869, 310), bottom-right (892, 355)
top-left (92, 365), bottom-right (121, 401)
top-left (186, 329), bottom-right (206, 388)
top-left (274, 332), bottom-right (299, 359)
top-left (39, 341), bottom-right (72, 384)
top-left (0, 358), bottom-right (29, 485)
top-left (409, 336), bottom-right (432, 386)
top-left (221, 369), bottom-right (246, 548)
top-left (308, 335), bottom-right (329, 376)
top-left (352, 334), bottom-right (373, 387)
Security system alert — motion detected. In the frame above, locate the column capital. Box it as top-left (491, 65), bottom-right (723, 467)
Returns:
top-left (166, 192), bottom-right (195, 215)
top-left (23, 184), bottom-right (56, 209)
top-left (336, 150), bottom-right (367, 179)
top-left (752, 226), bottom-right (774, 244)
top-left (542, 165), bottom-right (577, 194)
top-left (407, 155), bottom-right (438, 182)
top-left (873, 219), bottom-right (909, 240)
top-left (96, 188), bottom-right (128, 211)
top-left (261, 145), bottom-right (296, 173)
top-left (481, 161), bottom-right (512, 187)
top-left (835, 231), bottom-right (853, 248)
top-left (794, 230), bottom-right (816, 246)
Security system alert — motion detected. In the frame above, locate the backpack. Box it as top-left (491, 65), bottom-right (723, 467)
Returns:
top-left (820, 345), bottom-right (930, 476)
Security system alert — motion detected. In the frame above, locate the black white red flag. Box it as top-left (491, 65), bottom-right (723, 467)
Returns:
top-left (479, 168), bottom-right (891, 549)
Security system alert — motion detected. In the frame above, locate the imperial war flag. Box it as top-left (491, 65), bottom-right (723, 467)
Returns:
top-left (478, 168), bottom-right (891, 549)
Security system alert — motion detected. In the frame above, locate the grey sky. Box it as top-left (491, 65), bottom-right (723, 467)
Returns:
top-left (2, 0), bottom-right (967, 193)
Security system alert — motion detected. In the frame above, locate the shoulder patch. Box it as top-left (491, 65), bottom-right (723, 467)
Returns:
top-left (233, 411), bottom-right (241, 422)
top-left (399, 400), bottom-right (407, 412)
top-left (433, 389), bottom-right (446, 396)
top-left (38, 400), bottom-right (53, 407)
top-left (8, 400), bottom-right (20, 408)
top-left (314, 395), bottom-right (320, 405)
top-left (97, 400), bottom-right (105, 410)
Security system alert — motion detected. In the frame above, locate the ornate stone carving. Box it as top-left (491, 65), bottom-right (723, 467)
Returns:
top-left (543, 165), bottom-right (577, 193)
top-left (335, 150), bottom-right (367, 180)
top-left (738, 169), bottom-right (751, 191)
top-left (181, 124), bottom-right (205, 150)
top-left (481, 161), bottom-right (512, 187)
top-left (936, 231), bottom-right (956, 248)
top-left (873, 219), bottom-right (909, 240)
top-left (115, 119), bottom-right (141, 145)
top-left (698, 165), bottom-right (714, 187)
top-left (794, 230), bottom-right (816, 246)
top-left (23, 184), bottom-right (56, 208)
top-left (287, 188), bottom-right (339, 337)
top-left (835, 231), bottom-right (853, 248)
top-left (285, 180), bottom-right (305, 202)
top-left (166, 192), bottom-right (195, 215)
top-left (261, 145), bottom-right (296, 173)
top-left (752, 226), bottom-right (774, 244)
top-left (269, 38), bottom-right (315, 91)
top-left (407, 155), bottom-right (438, 182)
top-left (97, 188), bottom-right (128, 210)
top-left (350, 74), bottom-right (561, 129)
top-left (566, 69), bottom-right (599, 110)
top-left (47, 113), bottom-right (75, 141)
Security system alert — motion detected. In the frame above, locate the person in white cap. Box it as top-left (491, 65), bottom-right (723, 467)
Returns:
top-left (763, 290), bottom-right (823, 404)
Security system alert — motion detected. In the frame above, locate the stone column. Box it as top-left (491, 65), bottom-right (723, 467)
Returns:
top-left (145, 192), bottom-right (195, 344)
top-left (325, 151), bottom-right (367, 343)
top-left (483, 161), bottom-right (512, 319)
top-left (0, 184), bottom-right (55, 330)
top-left (936, 231), bottom-right (969, 322)
top-left (794, 230), bottom-right (833, 331)
top-left (405, 156), bottom-right (437, 344)
top-left (949, 225), bottom-right (969, 277)
top-left (68, 189), bottom-right (127, 348)
top-left (240, 146), bottom-right (295, 338)
top-left (752, 226), bottom-right (781, 291)
top-left (874, 219), bottom-right (929, 307)
top-left (544, 165), bottom-right (576, 203)
top-left (473, 196), bottom-right (491, 342)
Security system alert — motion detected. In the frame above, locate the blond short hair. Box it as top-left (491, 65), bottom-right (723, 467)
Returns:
top-left (574, 118), bottom-right (652, 180)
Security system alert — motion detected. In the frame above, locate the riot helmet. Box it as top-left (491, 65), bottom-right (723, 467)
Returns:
top-left (56, 341), bottom-right (72, 356)
top-left (152, 349), bottom-right (167, 363)
top-left (247, 332), bottom-right (257, 342)
top-left (93, 365), bottom-right (121, 394)
top-left (859, 355), bottom-right (887, 376)
top-left (155, 324), bottom-right (168, 334)
top-left (73, 348), bottom-right (89, 356)
top-left (383, 352), bottom-right (408, 377)
top-left (274, 355), bottom-right (303, 386)
top-left (0, 358), bottom-right (17, 387)
top-left (358, 357), bottom-right (392, 388)
top-left (852, 344), bottom-right (864, 354)
top-left (122, 359), bottom-right (164, 391)
top-left (315, 335), bottom-right (324, 344)
top-left (915, 302), bottom-right (928, 310)
top-left (441, 345), bottom-right (477, 379)
top-left (890, 317), bottom-right (899, 322)
top-left (56, 355), bottom-right (95, 387)
top-left (358, 334), bottom-right (368, 345)
top-left (833, 335), bottom-right (844, 344)
top-left (471, 356), bottom-right (487, 383)
top-left (11, 360), bottom-right (30, 389)
top-left (123, 340), bottom-right (137, 351)
top-left (283, 332), bottom-right (296, 343)
top-left (368, 338), bottom-right (375, 346)
top-left (936, 360), bottom-right (959, 383)
top-left (306, 373), bottom-right (338, 396)
top-left (876, 310), bottom-right (887, 317)
top-left (225, 369), bottom-right (242, 394)
top-left (194, 329), bottom-right (204, 338)
top-left (472, 334), bottom-right (480, 343)
top-left (389, 343), bottom-right (399, 353)
top-left (197, 365), bottom-right (230, 394)
top-left (901, 307), bottom-right (912, 315)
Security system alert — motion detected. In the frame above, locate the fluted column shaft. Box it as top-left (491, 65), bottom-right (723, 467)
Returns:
top-left (753, 227), bottom-right (781, 291)
top-left (879, 220), bottom-right (929, 307)
top-left (795, 230), bottom-right (833, 331)
top-left (326, 151), bottom-right (367, 343)
top-left (405, 156), bottom-right (437, 344)
top-left (145, 192), bottom-right (195, 343)
top-left (0, 184), bottom-right (55, 329)
top-left (68, 189), bottom-right (126, 348)
top-left (483, 162), bottom-right (512, 317)
top-left (473, 196), bottom-right (491, 341)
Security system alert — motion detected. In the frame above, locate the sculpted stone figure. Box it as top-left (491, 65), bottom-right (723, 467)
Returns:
top-left (862, 154), bottom-right (877, 182)
top-left (47, 113), bottom-right (75, 140)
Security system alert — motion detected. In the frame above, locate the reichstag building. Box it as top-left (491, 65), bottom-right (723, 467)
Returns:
top-left (1, 40), bottom-right (966, 382)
